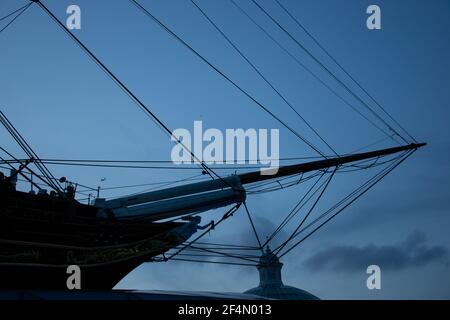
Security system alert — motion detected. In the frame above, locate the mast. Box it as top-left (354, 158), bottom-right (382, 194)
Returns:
top-left (239, 142), bottom-right (426, 184)
top-left (96, 143), bottom-right (425, 220)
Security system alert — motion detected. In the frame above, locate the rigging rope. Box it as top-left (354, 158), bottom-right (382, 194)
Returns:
top-left (250, 0), bottom-right (409, 144)
top-left (0, 2), bottom-right (32, 35)
top-left (274, 166), bottom-right (337, 256)
top-left (263, 169), bottom-right (327, 246)
top-left (37, 161), bottom-right (273, 170)
top-left (274, 0), bottom-right (418, 144)
top-left (0, 111), bottom-right (63, 192)
top-left (243, 201), bottom-right (263, 250)
top-left (186, 245), bottom-right (259, 264)
top-left (0, 3), bottom-right (31, 22)
top-left (34, 0), bottom-right (221, 183)
top-left (0, 149), bottom-right (49, 191)
top-left (276, 150), bottom-right (414, 258)
top-left (229, 0), bottom-right (400, 145)
top-left (169, 258), bottom-right (256, 267)
top-left (185, 241), bottom-right (260, 250)
top-left (190, 0), bottom-right (338, 156)
top-left (0, 155), bottom-right (331, 164)
top-left (128, 0), bottom-right (328, 158)
top-left (166, 204), bottom-right (241, 261)
top-left (287, 153), bottom-right (407, 242)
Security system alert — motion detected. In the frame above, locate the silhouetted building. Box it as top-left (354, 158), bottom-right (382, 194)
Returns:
top-left (244, 247), bottom-right (319, 300)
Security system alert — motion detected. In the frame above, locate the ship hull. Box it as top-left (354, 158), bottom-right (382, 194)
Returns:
top-left (0, 259), bottom-right (143, 290)
top-left (0, 189), bottom-right (196, 290)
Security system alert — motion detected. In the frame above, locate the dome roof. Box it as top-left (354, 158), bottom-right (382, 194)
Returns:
top-left (243, 247), bottom-right (319, 300)
top-left (245, 284), bottom-right (319, 300)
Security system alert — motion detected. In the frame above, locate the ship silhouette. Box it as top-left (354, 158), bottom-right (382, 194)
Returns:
top-left (0, 1), bottom-right (425, 291)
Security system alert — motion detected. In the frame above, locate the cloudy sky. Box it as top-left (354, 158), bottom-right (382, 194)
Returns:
top-left (1, 0), bottom-right (449, 299)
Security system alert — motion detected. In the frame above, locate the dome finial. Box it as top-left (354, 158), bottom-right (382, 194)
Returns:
top-left (243, 246), bottom-right (320, 300)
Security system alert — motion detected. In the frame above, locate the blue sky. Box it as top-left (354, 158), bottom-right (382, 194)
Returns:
top-left (1, 0), bottom-right (449, 299)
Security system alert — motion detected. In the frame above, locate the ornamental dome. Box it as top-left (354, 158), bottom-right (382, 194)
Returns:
top-left (244, 247), bottom-right (319, 300)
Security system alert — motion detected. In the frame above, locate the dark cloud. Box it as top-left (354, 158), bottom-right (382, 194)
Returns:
top-left (303, 230), bottom-right (448, 273)
top-left (327, 192), bottom-right (450, 236)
